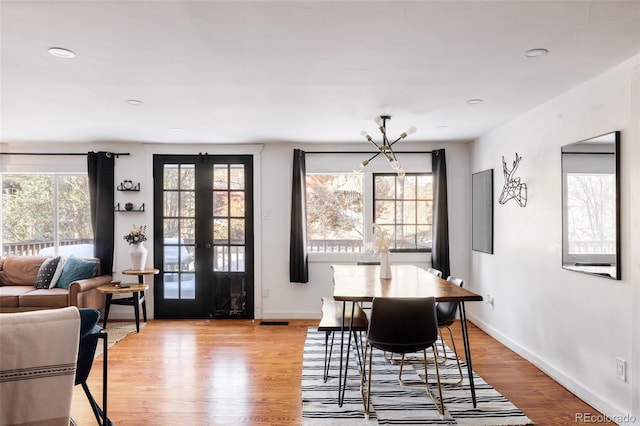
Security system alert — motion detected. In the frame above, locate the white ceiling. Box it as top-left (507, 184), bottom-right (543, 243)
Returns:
top-left (1, 1), bottom-right (639, 146)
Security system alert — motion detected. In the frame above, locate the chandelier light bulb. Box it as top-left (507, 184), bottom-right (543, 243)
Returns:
top-left (360, 130), bottom-right (372, 142)
top-left (353, 160), bottom-right (368, 173)
top-left (390, 160), bottom-right (402, 170)
top-left (397, 168), bottom-right (406, 178)
top-left (374, 116), bottom-right (384, 127)
top-left (406, 126), bottom-right (417, 135)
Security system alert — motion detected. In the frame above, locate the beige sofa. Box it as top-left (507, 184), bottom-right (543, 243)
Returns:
top-left (0, 256), bottom-right (111, 313)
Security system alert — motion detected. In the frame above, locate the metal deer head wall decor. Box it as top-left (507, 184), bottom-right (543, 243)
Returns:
top-left (499, 153), bottom-right (527, 207)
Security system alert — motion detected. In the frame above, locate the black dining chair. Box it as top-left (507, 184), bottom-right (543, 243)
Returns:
top-left (360, 297), bottom-right (445, 416)
top-left (434, 276), bottom-right (464, 384)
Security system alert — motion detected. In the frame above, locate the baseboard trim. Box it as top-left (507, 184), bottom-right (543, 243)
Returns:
top-left (467, 313), bottom-right (634, 425)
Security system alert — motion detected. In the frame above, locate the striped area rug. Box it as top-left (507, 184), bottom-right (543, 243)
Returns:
top-left (302, 327), bottom-right (533, 425)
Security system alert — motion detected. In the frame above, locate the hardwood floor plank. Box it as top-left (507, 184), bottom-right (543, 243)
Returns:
top-left (71, 319), bottom-right (612, 425)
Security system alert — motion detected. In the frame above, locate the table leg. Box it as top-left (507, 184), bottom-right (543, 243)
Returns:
top-left (338, 301), bottom-right (356, 407)
top-left (137, 274), bottom-right (148, 324)
top-left (458, 302), bottom-right (477, 407)
top-left (133, 291), bottom-right (140, 333)
top-left (141, 290), bottom-right (147, 323)
top-left (102, 294), bottom-right (113, 328)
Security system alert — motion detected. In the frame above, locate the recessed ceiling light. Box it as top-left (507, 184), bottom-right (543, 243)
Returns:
top-left (169, 127), bottom-right (184, 132)
top-left (48, 47), bottom-right (75, 59)
top-left (435, 125), bottom-right (448, 129)
top-left (126, 99), bottom-right (144, 106)
top-left (522, 48), bottom-right (548, 58)
top-left (466, 99), bottom-right (484, 105)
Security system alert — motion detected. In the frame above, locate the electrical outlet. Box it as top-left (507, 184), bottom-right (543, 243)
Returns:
top-left (616, 357), bottom-right (626, 382)
top-left (486, 294), bottom-right (495, 310)
top-left (262, 288), bottom-right (269, 298)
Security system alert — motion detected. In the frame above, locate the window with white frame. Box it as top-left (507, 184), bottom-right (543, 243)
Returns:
top-left (1, 174), bottom-right (93, 257)
top-left (305, 168), bottom-right (433, 253)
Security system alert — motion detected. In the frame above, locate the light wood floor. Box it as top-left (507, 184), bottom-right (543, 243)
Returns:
top-left (71, 319), bottom-right (613, 425)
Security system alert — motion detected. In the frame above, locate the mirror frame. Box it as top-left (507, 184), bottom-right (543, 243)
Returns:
top-left (561, 131), bottom-right (620, 280)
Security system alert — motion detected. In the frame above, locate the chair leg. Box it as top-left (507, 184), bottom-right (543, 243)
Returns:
top-left (423, 347), bottom-right (446, 416)
top-left (435, 326), bottom-right (463, 385)
top-left (81, 382), bottom-right (114, 426)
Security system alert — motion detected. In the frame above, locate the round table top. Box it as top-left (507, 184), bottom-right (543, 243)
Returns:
top-left (122, 268), bottom-right (159, 276)
top-left (98, 283), bottom-right (149, 294)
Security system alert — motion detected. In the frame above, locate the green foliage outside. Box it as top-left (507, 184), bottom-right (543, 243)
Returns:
top-left (1, 174), bottom-right (92, 245)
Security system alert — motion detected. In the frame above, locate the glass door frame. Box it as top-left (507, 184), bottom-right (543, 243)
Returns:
top-left (152, 154), bottom-right (254, 319)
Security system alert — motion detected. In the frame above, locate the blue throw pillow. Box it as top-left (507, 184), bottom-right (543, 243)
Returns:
top-left (55, 255), bottom-right (98, 289)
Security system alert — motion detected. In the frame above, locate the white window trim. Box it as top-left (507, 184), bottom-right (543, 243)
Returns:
top-left (305, 152), bottom-right (432, 262)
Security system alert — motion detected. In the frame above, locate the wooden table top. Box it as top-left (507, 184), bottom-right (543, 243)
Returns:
top-left (98, 283), bottom-right (149, 294)
top-left (122, 268), bottom-right (159, 276)
top-left (332, 264), bottom-right (483, 303)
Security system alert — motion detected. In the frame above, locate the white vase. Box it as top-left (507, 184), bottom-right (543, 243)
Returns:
top-left (379, 251), bottom-right (392, 279)
top-left (128, 242), bottom-right (148, 271)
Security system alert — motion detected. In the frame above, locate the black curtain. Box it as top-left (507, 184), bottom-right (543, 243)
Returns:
top-left (431, 149), bottom-right (451, 278)
top-left (87, 152), bottom-right (115, 275)
top-left (289, 149), bottom-right (309, 283)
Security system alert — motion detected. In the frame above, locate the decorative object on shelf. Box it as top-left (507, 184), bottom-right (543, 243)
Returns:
top-left (498, 153), bottom-right (527, 207)
top-left (373, 224), bottom-right (393, 279)
top-left (125, 202), bottom-right (134, 211)
top-left (117, 180), bottom-right (140, 191)
top-left (124, 225), bottom-right (148, 270)
top-left (353, 115), bottom-right (416, 177)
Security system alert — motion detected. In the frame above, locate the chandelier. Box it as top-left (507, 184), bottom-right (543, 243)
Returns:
top-left (353, 115), bottom-right (416, 177)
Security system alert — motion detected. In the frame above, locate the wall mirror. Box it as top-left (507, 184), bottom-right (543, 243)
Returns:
top-left (561, 131), bottom-right (620, 280)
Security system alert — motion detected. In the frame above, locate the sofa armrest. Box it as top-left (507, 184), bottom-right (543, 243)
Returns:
top-left (68, 275), bottom-right (112, 307)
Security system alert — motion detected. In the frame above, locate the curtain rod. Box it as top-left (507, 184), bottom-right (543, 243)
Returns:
top-left (1, 152), bottom-right (130, 157)
top-left (305, 150), bottom-right (432, 155)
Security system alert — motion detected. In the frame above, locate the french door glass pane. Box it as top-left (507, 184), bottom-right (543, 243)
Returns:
top-left (230, 191), bottom-right (245, 216)
top-left (214, 192), bottom-right (228, 216)
top-left (213, 165), bottom-right (228, 189)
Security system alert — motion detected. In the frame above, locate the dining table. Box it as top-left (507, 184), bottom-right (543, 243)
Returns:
top-left (331, 263), bottom-right (484, 407)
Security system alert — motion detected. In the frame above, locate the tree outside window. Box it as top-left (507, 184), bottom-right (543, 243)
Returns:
top-left (306, 174), bottom-right (363, 253)
top-left (1, 174), bottom-right (92, 256)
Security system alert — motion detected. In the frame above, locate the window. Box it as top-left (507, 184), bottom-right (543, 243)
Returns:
top-left (1, 174), bottom-right (93, 257)
top-left (305, 172), bottom-right (433, 253)
top-left (374, 173), bottom-right (432, 251)
top-left (306, 174), bottom-right (364, 253)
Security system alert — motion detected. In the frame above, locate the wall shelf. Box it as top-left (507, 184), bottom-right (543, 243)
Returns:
top-left (114, 203), bottom-right (145, 212)
top-left (117, 180), bottom-right (141, 191)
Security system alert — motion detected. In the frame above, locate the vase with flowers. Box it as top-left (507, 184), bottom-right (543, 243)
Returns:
top-left (373, 224), bottom-right (393, 279)
top-left (124, 225), bottom-right (148, 270)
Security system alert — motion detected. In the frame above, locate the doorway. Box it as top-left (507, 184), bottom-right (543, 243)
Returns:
top-left (153, 154), bottom-right (254, 318)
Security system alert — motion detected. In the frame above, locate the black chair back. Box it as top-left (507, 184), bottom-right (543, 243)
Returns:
top-left (367, 297), bottom-right (438, 354)
top-left (436, 276), bottom-right (464, 326)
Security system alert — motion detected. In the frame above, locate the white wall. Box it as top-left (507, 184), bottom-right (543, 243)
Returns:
top-left (1, 140), bottom-right (471, 321)
top-left (259, 141), bottom-right (471, 319)
top-left (469, 54), bottom-right (640, 424)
